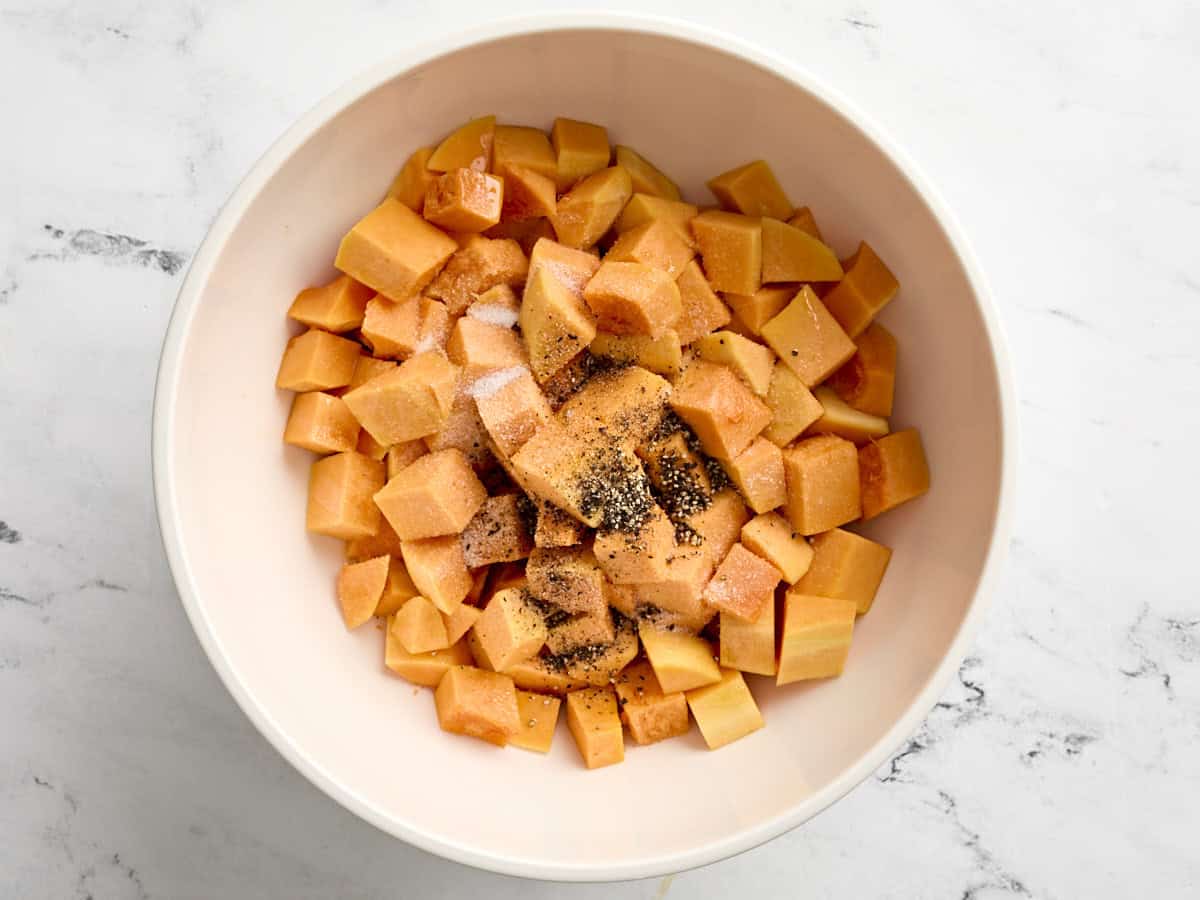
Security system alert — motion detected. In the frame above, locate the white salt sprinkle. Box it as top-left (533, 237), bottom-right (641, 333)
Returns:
top-left (467, 303), bottom-right (519, 328)
top-left (466, 366), bottom-right (526, 399)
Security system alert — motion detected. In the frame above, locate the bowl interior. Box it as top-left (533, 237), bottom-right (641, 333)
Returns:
top-left (160, 25), bottom-right (1005, 879)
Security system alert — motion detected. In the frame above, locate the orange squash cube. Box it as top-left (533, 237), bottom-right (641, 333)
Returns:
top-left (461, 494), bottom-right (534, 567)
top-left (686, 668), bottom-right (763, 749)
top-left (306, 451), bottom-right (384, 539)
top-left (777, 592), bottom-right (856, 684)
top-left (492, 125), bottom-right (556, 179)
top-left (545, 608), bottom-right (616, 656)
top-left (373, 448), bottom-right (486, 541)
top-left (691, 210), bottom-right (762, 295)
top-left (360, 294), bottom-right (421, 359)
top-left (287, 274), bottom-right (373, 333)
top-left (560, 618), bottom-right (639, 685)
top-left (782, 435), bottom-right (862, 535)
top-left (504, 658), bottom-right (591, 695)
top-left (761, 286), bottom-right (856, 387)
top-left (511, 690), bottom-right (562, 753)
top-left (385, 439), bottom-right (426, 480)
top-left (616, 194), bottom-right (698, 247)
top-left (629, 546), bottom-right (714, 619)
top-left (355, 429), bottom-right (388, 461)
top-left (527, 237), bottom-right (602, 299)
top-left (374, 556), bottom-right (420, 616)
top-left (344, 513), bottom-right (405, 563)
top-left (425, 235), bottom-right (529, 317)
top-left (606, 220), bottom-right (695, 279)
top-left (797, 527), bottom-right (892, 614)
top-left (385, 629), bottom-right (472, 686)
top-left (276, 328), bottom-right (360, 392)
top-left (787, 206), bottom-right (823, 241)
top-left (434, 665), bottom-right (520, 747)
top-left (640, 624), bottom-right (721, 693)
top-left (707, 159), bottom-right (792, 219)
top-left (500, 163), bottom-right (557, 222)
top-left (284, 392), bottom-right (360, 454)
top-left (551, 166), bottom-right (633, 249)
top-left (669, 360), bottom-right (772, 460)
top-left (342, 352), bottom-right (460, 445)
top-left (761, 217), bottom-right (843, 283)
top-left (526, 545), bottom-right (607, 616)
top-left (859, 428), bottom-right (930, 520)
top-left (719, 593), bottom-right (776, 676)
top-left (447, 315), bottom-right (528, 381)
top-left (427, 116), bottom-right (495, 173)
top-left (509, 420), bottom-right (599, 526)
top-left (674, 259), bottom-right (732, 344)
top-left (334, 198), bottom-right (458, 300)
top-left (400, 535), bottom-right (472, 613)
top-left (557, 365), bottom-right (672, 450)
top-left (680, 488), bottom-right (751, 566)
top-left (421, 386), bottom-right (491, 469)
top-left (638, 431), bottom-right (713, 515)
top-left (485, 216), bottom-right (556, 257)
top-left (614, 145), bottom-right (680, 200)
top-left (589, 330), bottom-right (683, 380)
top-left (822, 241), bottom-right (899, 337)
top-left (723, 437), bottom-right (787, 514)
top-left (532, 500), bottom-right (586, 548)
top-left (762, 362), bottom-right (825, 446)
top-left (471, 587), bottom-right (548, 670)
top-left (582, 261), bottom-right (682, 338)
top-left (722, 285), bottom-right (794, 336)
top-left (740, 512), bottom-right (814, 583)
top-left (566, 687), bottom-right (624, 768)
top-left (703, 542), bottom-right (781, 622)
top-left (441, 602), bottom-right (481, 645)
top-left (347, 354), bottom-right (397, 391)
top-left (551, 117), bottom-right (611, 191)
top-left (695, 330), bottom-right (774, 396)
top-left (386, 145), bottom-right (437, 212)
top-left (614, 660), bottom-right (690, 745)
top-left (594, 505), bottom-right (678, 585)
top-left (391, 595), bottom-right (451, 654)
top-left (827, 322), bottom-right (898, 417)
top-left (520, 267), bottom-right (598, 382)
top-left (474, 369), bottom-right (553, 457)
top-left (336, 554), bottom-right (390, 628)
top-left (423, 168), bottom-right (503, 232)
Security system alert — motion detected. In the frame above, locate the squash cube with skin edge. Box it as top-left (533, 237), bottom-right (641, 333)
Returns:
top-left (629, 546), bottom-right (714, 619)
top-left (434, 665), bottom-right (520, 747)
top-left (520, 267), bottom-right (598, 383)
top-left (640, 624), bottom-right (721, 693)
top-left (691, 211), bottom-right (762, 295)
top-left (491, 125), bottom-right (557, 180)
top-left (606, 220), bottom-right (695, 279)
top-left (342, 352), bottom-right (460, 446)
top-left (616, 194), bottom-right (699, 248)
top-left (346, 354), bottom-right (396, 391)
top-left (551, 166), bottom-right (633, 249)
top-left (590, 330), bottom-right (683, 380)
top-left (686, 668), bottom-right (764, 749)
top-left (557, 365), bottom-right (672, 451)
top-left (594, 505), bottom-right (678, 585)
top-left (511, 690), bottom-right (561, 754)
top-left (276, 329), bottom-right (360, 392)
top-left (525, 545), bottom-right (607, 616)
top-left (471, 587), bottom-right (548, 671)
top-left (373, 448), bottom-right (486, 541)
top-left (703, 542), bottom-right (781, 622)
top-left (385, 440), bottom-right (426, 480)
top-left (723, 437), bottom-right (787, 514)
top-left (385, 628), bottom-right (473, 686)
top-left (787, 206), bottom-right (824, 241)
top-left (614, 145), bottom-right (680, 200)
top-left (447, 316), bottom-right (528, 381)
top-left (695, 331), bottom-right (774, 396)
top-left (669, 361), bottom-right (772, 461)
top-left (827, 322), bottom-right (898, 418)
top-left (360, 294), bottom-right (421, 359)
top-left (763, 362), bottom-right (824, 446)
top-left (500, 164), bottom-right (557, 223)
top-left (400, 536), bottom-right (473, 614)
top-left (284, 392), bottom-right (360, 455)
top-left (427, 116), bottom-right (495, 173)
top-left (777, 592), bottom-right (856, 684)
top-left (583, 261), bottom-right (682, 338)
top-left (859, 428), bottom-right (931, 520)
top-left (423, 168), bottom-right (503, 233)
top-left (336, 555), bottom-right (390, 629)
top-left (741, 512), bottom-right (814, 584)
top-left (460, 494), bottom-right (534, 568)
top-left (783, 435), bottom-right (862, 535)
top-left (509, 420), bottom-right (600, 527)
top-left (761, 286), bottom-right (856, 387)
top-left (545, 608), bottom-right (616, 656)
top-left (287, 274), bottom-right (373, 333)
top-left (707, 160), bottom-right (793, 220)
top-left (387, 145), bottom-right (437, 212)
top-left (822, 241), bottom-right (900, 337)
top-left (681, 488), bottom-right (750, 567)
top-left (566, 687), bottom-right (624, 769)
top-left (720, 594), bottom-right (776, 676)
top-left (425, 236), bottom-right (529, 317)
top-left (674, 260), bottom-right (732, 345)
top-left (614, 660), bottom-right (690, 746)
top-left (474, 369), bottom-right (553, 457)
top-left (761, 218), bottom-right (843, 283)
top-left (796, 528), bottom-right (892, 615)
top-left (527, 237), bottom-right (602, 300)
top-left (334, 198), bottom-right (458, 301)
top-left (306, 451), bottom-right (384, 540)
top-left (533, 500), bottom-right (586, 548)
top-left (391, 595), bottom-right (450, 654)
top-left (808, 386), bottom-right (889, 445)
top-left (551, 117), bottom-right (611, 192)
top-left (722, 285), bottom-right (795, 337)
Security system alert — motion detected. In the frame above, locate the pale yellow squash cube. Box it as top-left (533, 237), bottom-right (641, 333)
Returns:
top-left (511, 690), bottom-right (562, 753)
top-left (695, 331), bottom-right (774, 396)
top-left (762, 362), bottom-right (825, 446)
top-left (777, 592), bottom-right (856, 684)
top-left (639, 624), bottom-right (721, 693)
top-left (740, 512), bottom-right (814, 583)
top-left (719, 595), bottom-right (776, 676)
top-left (809, 386), bottom-right (889, 445)
top-left (686, 668), bottom-right (764, 749)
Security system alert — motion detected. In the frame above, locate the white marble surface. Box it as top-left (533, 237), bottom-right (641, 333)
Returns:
top-left (1, 1), bottom-right (1198, 896)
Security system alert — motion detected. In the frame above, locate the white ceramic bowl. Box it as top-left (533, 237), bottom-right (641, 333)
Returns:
top-left (153, 14), bottom-right (1015, 882)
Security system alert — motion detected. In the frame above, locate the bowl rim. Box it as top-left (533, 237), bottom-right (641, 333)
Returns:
top-left (152, 10), bottom-right (1017, 883)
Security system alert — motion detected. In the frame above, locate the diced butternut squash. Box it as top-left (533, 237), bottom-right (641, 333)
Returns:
top-left (809, 386), bottom-right (889, 445)
top-left (557, 365), bottom-right (672, 450)
top-left (385, 628), bottom-right (472, 686)
top-left (583, 261), bottom-right (682, 337)
top-left (306, 451), bottom-right (385, 539)
top-left (703, 542), bottom-right (781, 621)
top-left (761, 218), bottom-right (843, 282)
top-left (423, 168), bottom-right (503, 232)
top-left (740, 512), bottom-right (814, 583)
top-left (400, 535), bottom-right (472, 613)
top-left (637, 431), bottom-right (712, 516)
top-left (722, 285), bottom-right (795, 336)
top-left (545, 608), bottom-right (615, 656)
top-left (474, 369), bottom-right (553, 457)
top-left (686, 668), bottom-right (764, 749)
top-left (674, 260), bottom-right (732, 345)
top-left (763, 362), bottom-right (825, 446)
top-left (356, 428), bottom-right (388, 461)
top-left (533, 500), bottom-right (587, 548)
top-left (629, 546), bottom-right (713, 618)
top-left (373, 448), bottom-right (486, 540)
top-left (377, 555), bottom-right (421, 616)
top-left (492, 125), bottom-right (557, 180)
top-left (639, 624), bottom-right (721, 693)
top-left (777, 592), bottom-right (856, 684)
top-left (467, 283), bottom-right (520, 324)
top-left (614, 145), bottom-right (680, 200)
top-left (425, 236), bottom-right (529, 316)
top-left (509, 420), bottom-right (600, 526)
top-left (427, 116), bottom-right (495, 173)
top-left (276, 329), bottom-right (360, 392)
top-left (681, 489), bottom-right (750, 566)
top-left (345, 514), bottom-right (405, 563)
top-left (335, 198), bottom-right (458, 300)
top-left (590, 330), bottom-right (683, 380)
top-left (391, 595), bottom-right (451, 654)
top-left (360, 294), bottom-right (421, 359)
top-left (284, 392), bottom-right (360, 454)
top-left (471, 587), bottom-right (548, 670)
top-left (827, 323), bottom-right (898, 418)
top-left (796, 528), bottom-right (892, 615)
top-left (719, 594), bottom-right (776, 676)
top-left (760, 286), bottom-right (856, 387)
top-left (614, 660), bottom-right (690, 745)
top-left (782, 435), bottom-right (862, 535)
top-left (859, 428), bottom-right (930, 520)
top-left (385, 439), bottom-right (426, 480)
top-left (551, 117), bottom-right (611, 191)
top-left (606, 220), bottom-right (695, 279)
top-left (485, 216), bottom-right (556, 257)
top-left (691, 211), bottom-right (762, 295)
top-left (560, 616), bottom-right (639, 686)
top-left (511, 690), bottom-right (561, 753)
top-left (520, 267), bottom-right (598, 382)
top-left (504, 658), bottom-right (591, 695)
top-left (336, 554), bottom-right (389, 628)
top-left (594, 505), bottom-right (677, 584)
top-left (551, 166), bottom-right (633, 249)
top-left (347, 354), bottom-right (397, 391)
top-left (434, 665), bottom-right (520, 746)
top-left (723, 437), bottom-right (787, 514)
top-left (822, 241), bottom-right (899, 337)
top-left (500, 164), bottom-right (557, 222)
top-left (461, 493), bottom-right (534, 567)
top-left (525, 545), bottom-right (607, 616)
top-left (527, 236), bottom-right (601, 299)
top-left (695, 331), bottom-right (774, 395)
top-left (421, 387), bottom-right (491, 468)
top-left (287, 274), bottom-right (373, 333)
top-left (342, 351), bottom-right (460, 445)
top-left (447, 316), bottom-right (528, 381)
top-left (787, 206), bottom-right (823, 241)
top-left (707, 160), bottom-right (792, 219)
top-left (387, 146), bottom-right (437, 212)
top-left (669, 360), bottom-right (772, 460)
top-left (566, 687), bottom-right (624, 768)
top-left (441, 602), bottom-right (481, 645)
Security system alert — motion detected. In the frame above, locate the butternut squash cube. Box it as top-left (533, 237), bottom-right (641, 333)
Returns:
top-left (385, 628), bottom-right (472, 686)
top-left (782, 435), bottom-right (862, 535)
top-left (461, 494), bottom-right (534, 567)
top-left (707, 159), bottom-right (792, 220)
top-left (787, 206), bottom-right (824, 241)
top-left (442, 601), bottom-right (482, 645)
top-left (722, 285), bottom-right (795, 336)
top-left (680, 489), bottom-right (750, 566)
top-left (859, 428), bottom-right (930, 520)
top-left (809, 386), bottom-right (889, 445)
top-left (761, 286), bottom-right (856, 387)
top-left (336, 554), bottom-right (390, 628)
top-left (387, 145), bottom-right (437, 212)
top-left (583, 261), bottom-right (682, 337)
top-left (468, 283), bottom-right (520, 324)
top-left (761, 217), bottom-right (843, 282)
top-left (616, 194), bottom-right (698, 247)
top-left (527, 236), bottom-right (602, 299)
top-left (284, 392), bottom-right (360, 454)
top-left (373, 448), bottom-right (486, 541)
top-left (500, 164), bottom-right (557, 222)
top-left (719, 593), bottom-right (776, 676)
top-left (639, 624), bottom-right (721, 693)
top-left (674, 260), bottom-right (732, 344)
top-left (796, 528), bottom-right (892, 615)
top-left (566, 687), bottom-right (624, 768)
top-left (276, 328), bottom-right (360, 392)
top-left (533, 500), bottom-right (586, 548)
top-left (637, 431), bottom-right (712, 516)
top-left (504, 658), bottom-right (590, 695)
top-left (822, 241), bottom-right (899, 337)
top-left (471, 587), bottom-right (547, 670)
top-left (520, 267), bottom-right (598, 382)
top-left (606, 220), bottom-right (695, 279)
top-left (614, 145), bottom-right (680, 200)
top-left (492, 125), bottom-right (557, 180)
top-left (400, 535), bottom-right (472, 613)
top-left (377, 554), bottom-right (421, 616)
top-left (426, 235), bottom-right (529, 316)
top-left (345, 514), bottom-right (405, 563)
top-left (447, 315), bottom-right (528, 381)
top-left (629, 546), bottom-right (714, 618)
top-left (557, 365), bottom-right (672, 451)
top-left (762, 362), bottom-right (825, 446)
top-left (551, 117), bottom-right (611, 191)
top-left (342, 351), bottom-right (460, 445)
top-left (526, 545), bottom-right (607, 616)
top-left (511, 690), bottom-right (561, 753)
top-left (545, 608), bottom-right (616, 656)
top-left (594, 505), bottom-right (678, 584)
top-left (391, 595), bottom-right (450, 654)
top-left (703, 542), bottom-right (781, 622)
top-left (551, 166), bottom-right (633, 249)
top-left (421, 388), bottom-right (491, 469)
top-left (385, 439), bottom-right (426, 480)
top-left (509, 420), bottom-right (599, 526)
top-left (474, 369), bottom-right (554, 457)
top-left (485, 216), bottom-right (556, 257)
top-left (827, 323), bottom-right (898, 417)
top-left (427, 116), bottom-right (495, 173)
top-left (614, 660), bottom-right (690, 745)
top-left (686, 668), bottom-right (764, 749)
top-left (356, 429), bottom-right (388, 461)
top-left (360, 294), bottom-right (421, 359)
top-left (347, 354), bottom-right (397, 391)
top-left (334, 198), bottom-right (458, 300)
top-left (669, 360), bottom-right (771, 461)
top-left (287, 274), bottom-right (373, 333)
top-left (691, 210), bottom-right (762, 295)
top-left (777, 592), bottom-right (856, 684)
top-left (740, 512), bottom-right (814, 583)
top-left (434, 665), bottom-right (520, 747)
top-left (306, 451), bottom-right (384, 539)
top-left (560, 616), bottom-right (639, 686)
top-left (423, 168), bottom-right (503, 233)
top-left (723, 437), bottom-right (787, 514)
top-left (590, 330), bottom-right (683, 380)
top-left (695, 331), bottom-right (774, 396)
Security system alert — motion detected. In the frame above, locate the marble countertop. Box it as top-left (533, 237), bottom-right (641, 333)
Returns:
top-left (2, 1), bottom-right (1198, 897)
